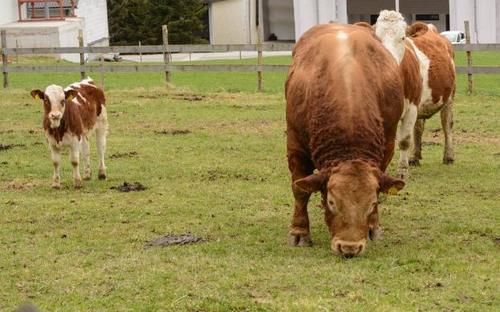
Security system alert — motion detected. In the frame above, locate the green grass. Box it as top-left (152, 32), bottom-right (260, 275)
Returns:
top-left (0, 55), bottom-right (499, 311)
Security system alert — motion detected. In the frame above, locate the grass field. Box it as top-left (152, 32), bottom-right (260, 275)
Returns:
top-left (0, 54), bottom-right (499, 311)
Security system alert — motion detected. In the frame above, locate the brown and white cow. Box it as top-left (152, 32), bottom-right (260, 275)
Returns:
top-left (286, 23), bottom-right (405, 258)
top-left (31, 78), bottom-right (108, 188)
top-left (375, 11), bottom-right (456, 177)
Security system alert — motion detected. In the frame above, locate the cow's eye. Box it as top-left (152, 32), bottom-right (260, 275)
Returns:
top-left (327, 199), bottom-right (336, 213)
top-left (61, 100), bottom-right (65, 106)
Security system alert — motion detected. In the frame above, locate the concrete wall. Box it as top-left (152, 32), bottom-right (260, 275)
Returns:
top-left (75, 0), bottom-right (109, 46)
top-left (293, 0), bottom-right (347, 41)
top-left (264, 0), bottom-right (294, 41)
top-left (210, 0), bottom-right (249, 44)
top-left (450, 0), bottom-right (499, 43)
top-left (0, 0), bottom-right (18, 25)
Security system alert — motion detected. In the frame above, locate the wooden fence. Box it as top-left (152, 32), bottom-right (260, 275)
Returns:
top-left (2, 27), bottom-right (500, 91)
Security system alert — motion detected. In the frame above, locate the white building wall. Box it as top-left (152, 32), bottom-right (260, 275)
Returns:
top-left (293, 0), bottom-right (347, 41)
top-left (211, 0), bottom-right (249, 44)
top-left (74, 0), bottom-right (109, 46)
top-left (450, 0), bottom-right (498, 43)
top-left (0, 0), bottom-right (18, 25)
top-left (266, 0), bottom-right (294, 41)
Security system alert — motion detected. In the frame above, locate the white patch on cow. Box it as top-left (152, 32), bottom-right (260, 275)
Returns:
top-left (44, 85), bottom-right (66, 128)
top-left (407, 39), bottom-right (432, 106)
top-left (337, 31), bottom-right (348, 40)
top-left (375, 10), bottom-right (407, 65)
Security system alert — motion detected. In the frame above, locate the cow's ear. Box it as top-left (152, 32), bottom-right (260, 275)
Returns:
top-left (294, 173), bottom-right (327, 193)
top-left (355, 22), bottom-right (374, 32)
top-left (31, 89), bottom-right (45, 100)
top-left (64, 89), bottom-right (78, 102)
top-left (379, 174), bottom-right (405, 195)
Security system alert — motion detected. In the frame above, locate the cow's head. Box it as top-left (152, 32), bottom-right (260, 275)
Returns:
top-left (31, 85), bottom-right (77, 129)
top-left (374, 10), bottom-right (408, 65)
top-left (294, 160), bottom-right (404, 258)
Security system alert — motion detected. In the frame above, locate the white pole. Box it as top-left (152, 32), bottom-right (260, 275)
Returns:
top-left (395, 0), bottom-right (400, 12)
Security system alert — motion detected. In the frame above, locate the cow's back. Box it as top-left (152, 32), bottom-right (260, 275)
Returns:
top-left (68, 83), bottom-right (106, 132)
top-left (408, 23), bottom-right (455, 106)
top-left (286, 23), bottom-right (404, 169)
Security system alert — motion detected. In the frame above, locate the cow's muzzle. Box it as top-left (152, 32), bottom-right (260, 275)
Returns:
top-left (332, 238), bottom-right (366, 258)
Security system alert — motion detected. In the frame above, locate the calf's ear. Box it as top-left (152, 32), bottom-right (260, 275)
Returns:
top-left (65, 89), bottom-right (78, 101)
top-left (379, 174), bottom-right (405, 195)
top-left (30, 89), bottom-right (45, 100)
top-left (294, 173), bottom-right (327, 193)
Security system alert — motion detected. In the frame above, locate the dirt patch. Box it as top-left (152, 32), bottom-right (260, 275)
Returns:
top-left (171, 93), bottom-right (206, 101)
top-left (111, 182), bottom-right (146, 192)
top-left (110, 151), bottom-right (138, 159)
top-left (145, 233), bottom-right (204, 248)
top-left (154, 129), bottom-right (192, 135)
top-left (0, 143), bottom-right (26, 151)
top-left (6, 180), bottom-right (37, 190)
top-left (200, 169), bottom-right (265, 182)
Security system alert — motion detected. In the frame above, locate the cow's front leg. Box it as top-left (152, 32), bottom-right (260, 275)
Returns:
top-left (70, 138), bottom-right (82, 189)
top-left (50, 145), bottom-right (61, 189)
top-left (397, 103), bottom-right (418, 179)
top-left (441, 100), bottom-right (454, 164)
top-left (287, 152), bottom-right (314, 247)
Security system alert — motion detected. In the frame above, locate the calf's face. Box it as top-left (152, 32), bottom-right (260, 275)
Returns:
top-left (295, 161), bottom-right (404, 258)
top-left (31, 86), bottom-right (77, 129)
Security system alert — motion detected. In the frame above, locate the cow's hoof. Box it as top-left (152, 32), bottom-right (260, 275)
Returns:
top-left (74, 181), bottom-right (82, 189)
top-left (287, 233), bottom-right (313, 247)
top-left (51, 183), bottom-right (61, 189)
top-left (83, 173), bottom-right (91, 180)
top-left (409, 159), bottom-right (420, 167)
top-left (443, 158), bottom-right (454, 165)
top-left (98, 172), bottom-right (107, 180)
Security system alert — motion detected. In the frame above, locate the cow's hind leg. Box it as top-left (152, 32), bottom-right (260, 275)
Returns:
top-left (70, 137), bottom-right (82, 189)
top-left (441, 100), bottom-right (454, 164)
top-left (409, 119), bottom-right (425, 166)
top-left (287, 151), bottom-right (314, 247)
top-left (397, 103), bottom-right (418, 179)
top-left (95, 107), bottom-right (108, 180)
top-left (50, 145), bottom-right (61, 189)
top-left (81, 135), bottom-right (91, 180)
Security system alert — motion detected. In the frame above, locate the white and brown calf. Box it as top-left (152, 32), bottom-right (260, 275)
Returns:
top-left (375, 11), bottom-right (456, 178)
top-left (31, 78), bottom-right (108, 188)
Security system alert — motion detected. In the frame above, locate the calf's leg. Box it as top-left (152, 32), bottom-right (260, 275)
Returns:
top-left (95, 107), bottom-right (108, 180)
top-left (81, 135), bottom-right (91, 180)
top-left (410, 119), bottom-right (425, 166)
top-left (70, 138), bottom-right (82, 189)
top-left (441, 100), bottom-right (454, 164)
top-left (50, 145), bottom-right (61, 189)
top-left (397, 104), bottom-right (418, 179)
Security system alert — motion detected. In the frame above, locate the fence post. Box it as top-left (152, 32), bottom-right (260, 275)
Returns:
top-left (78, 29), bottom-right (85, 80)
top-left (139, 40), bottom-right (142, 63)
top-left (464, 21), bottom-right (473, 95)
top-left (162, 25), bottom-right (171, 84)
top-left (100, 56), bottom-right (105, 89)
top-left (1, 30), bottom-right (8, 88)
top-left (256, 0), bottom-right (263, 92)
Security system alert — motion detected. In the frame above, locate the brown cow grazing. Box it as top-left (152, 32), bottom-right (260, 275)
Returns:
top-left (286, 23), bottom-right (405, 258)
top-left (375, 11), bottom-right (456, 174)
top-left (31, 77), bottom-right (108, 188)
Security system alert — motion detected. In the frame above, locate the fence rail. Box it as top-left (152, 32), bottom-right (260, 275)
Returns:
top-left (2, 26), bottom-right (500, 90)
